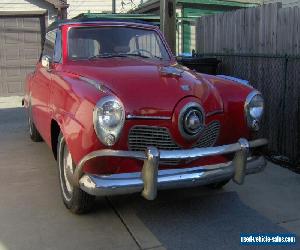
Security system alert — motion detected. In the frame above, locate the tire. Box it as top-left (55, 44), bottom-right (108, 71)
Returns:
top-left (207, 179), bottom-right (231, 189)
top-left (27, 106), bottom-right (43, 142)
top-left (57, 133), bottom-right (95, 214)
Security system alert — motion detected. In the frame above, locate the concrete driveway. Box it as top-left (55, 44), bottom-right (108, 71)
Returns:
top-left (0, 97), bottom-right (299, 250)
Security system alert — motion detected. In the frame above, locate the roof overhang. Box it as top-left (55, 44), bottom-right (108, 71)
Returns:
top-left (44, 0), bottom-right (69, 9)
top-left (129, 0), bottom-right (159, 14)
top-left (130, 0), bottom-right (258, 13)
top-left (0, 10), bottom-right (47, 16)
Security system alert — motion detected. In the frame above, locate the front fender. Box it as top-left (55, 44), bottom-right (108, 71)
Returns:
top-left (52, 100), bottom-right (103, 165)
top-left (50, 72), bottom-right (106, 164)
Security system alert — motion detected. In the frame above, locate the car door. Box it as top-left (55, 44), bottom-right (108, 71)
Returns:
top-left (30, 29), bottom-right (57, 143)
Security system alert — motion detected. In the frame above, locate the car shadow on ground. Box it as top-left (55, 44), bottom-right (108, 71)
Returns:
top-left (107, 187), bottom-right (300, 250)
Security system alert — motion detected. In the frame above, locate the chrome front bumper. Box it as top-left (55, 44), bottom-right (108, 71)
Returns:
top-left (73, 138), bottom-right (268, 200)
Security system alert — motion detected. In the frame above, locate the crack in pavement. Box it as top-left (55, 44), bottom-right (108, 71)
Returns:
top-left (106, 196), bottom-right (143, 250)
top-left (143, 246), bottom-right (166, 250)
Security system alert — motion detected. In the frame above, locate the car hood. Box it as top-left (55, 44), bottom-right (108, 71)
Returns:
top-left (64, 58), bottom-right (224, 117)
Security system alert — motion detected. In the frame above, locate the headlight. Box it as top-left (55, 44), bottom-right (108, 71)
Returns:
top-left (245, 91), bottom-right (264, 131)
top-left (93, 96), bottom-right (125, 146)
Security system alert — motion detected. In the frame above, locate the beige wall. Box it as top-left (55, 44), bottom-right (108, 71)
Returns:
top-left (0, 0), bottom-right (57, 23)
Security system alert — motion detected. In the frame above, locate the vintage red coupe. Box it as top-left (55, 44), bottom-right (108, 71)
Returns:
top-left (24, 18), bottom-right (267, 213)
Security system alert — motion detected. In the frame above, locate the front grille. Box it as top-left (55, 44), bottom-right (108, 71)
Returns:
top-left (128, 121), bottom-right (221, 165)
top-left (195, 121), bottom-right (220, 148)
top-left (128, 126), bottom-right (179, 151)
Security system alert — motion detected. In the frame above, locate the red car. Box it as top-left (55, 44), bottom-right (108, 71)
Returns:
top-left (24, 18), bottom-right (267, 214)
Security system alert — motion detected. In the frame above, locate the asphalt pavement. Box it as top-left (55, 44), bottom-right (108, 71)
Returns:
top-left (0, 97), bottom-right (299, 250)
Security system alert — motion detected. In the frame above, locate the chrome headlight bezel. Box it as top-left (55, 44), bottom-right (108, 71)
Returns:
top-left (93, 96), bottom-right (125, 146)
top-left (244, 91), bottom-right (264, 131)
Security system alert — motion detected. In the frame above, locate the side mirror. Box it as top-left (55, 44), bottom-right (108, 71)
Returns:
top-left (41, 55), bottom-right (52, 71)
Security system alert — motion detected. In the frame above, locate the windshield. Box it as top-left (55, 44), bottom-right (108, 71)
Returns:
top-left (68, 26), bottom-right (170, 61)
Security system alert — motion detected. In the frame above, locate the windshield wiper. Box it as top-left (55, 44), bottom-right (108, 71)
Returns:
top-left (88, 53), bottom-right (127, 60)
top-left (120, 53), bottom-right (150, 58)
top-left (119, 53), bottom-right (164, 60)
top-left (153, 55), bottom-right (164, 60)
top-left (88, 53), bottom-right (164, 60)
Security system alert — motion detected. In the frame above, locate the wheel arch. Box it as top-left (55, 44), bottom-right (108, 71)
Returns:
top-left (50, 111), bottom-right (93, 165)
top-left (51, 119), bottom-right (61, 160)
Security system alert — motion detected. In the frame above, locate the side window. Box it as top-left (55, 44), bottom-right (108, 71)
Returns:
top-left (53, 29), bottom-right (62, 63)
top-left (41, 29), bottom-right (56, 59)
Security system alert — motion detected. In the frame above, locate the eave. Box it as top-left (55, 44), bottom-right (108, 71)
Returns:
top-left (44, 0), bottom-right (69, 9)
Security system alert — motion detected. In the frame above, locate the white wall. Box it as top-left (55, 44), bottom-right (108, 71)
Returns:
top-left (0, 0), bottom-right (57, 23)
top-left (67, 0), bottom-right (140, 18)
top-left (263, 0), bottom-right (300, 7)
top-left (67, 0), bottom-right (112, 18)
top-left (0, 0), bottom-right (144, 24)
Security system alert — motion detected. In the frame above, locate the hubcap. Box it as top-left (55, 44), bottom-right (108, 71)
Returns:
top-left (62, 145), bottom-right (74, 200)
top-left (28, 115), bottom-right (33, 136)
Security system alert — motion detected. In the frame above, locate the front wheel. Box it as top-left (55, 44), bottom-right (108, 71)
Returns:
top-left (57, 133), bottom-right (95, 214)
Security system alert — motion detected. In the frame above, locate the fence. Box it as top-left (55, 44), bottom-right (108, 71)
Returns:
top-left (195, 3), bottom-right (300, 55)
top-left (195, 3), bottom-right (300, 167)
top-left (201, 54), bottom-right (300, 166)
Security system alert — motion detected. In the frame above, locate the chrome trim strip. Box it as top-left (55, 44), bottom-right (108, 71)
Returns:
top-left (206, 110), bottom-right (223, 117)
top-left (159, 66), bottom-right (184, 77)
top-left (217, 75), bottom-right (250, 86)
top-left (126, 115), bottom-right (171, 120)
top-left (79, 156), bottom-right (267, 197)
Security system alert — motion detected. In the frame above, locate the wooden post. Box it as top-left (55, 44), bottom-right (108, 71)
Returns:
top-left (53, 0), bottom-right (69, 19)
top-left (160, 0), bottom-right (176, 54)
top-left (60, 6), bottom-right (68, 19)
top-left (112, 0), bottom-right (116, 13)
